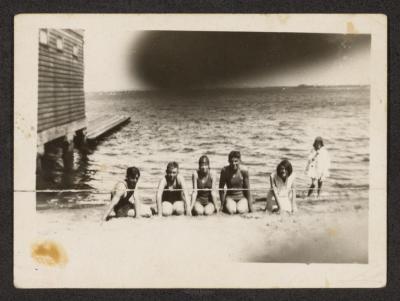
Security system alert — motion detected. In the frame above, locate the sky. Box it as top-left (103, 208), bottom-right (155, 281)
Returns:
top-left (84, 30), bottom-right (370, 92)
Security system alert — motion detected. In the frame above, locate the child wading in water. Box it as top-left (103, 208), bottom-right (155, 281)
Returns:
top-left (265, 159), bottom-right (297, 214)
top-left (305, 136), bottom-right (331, 199)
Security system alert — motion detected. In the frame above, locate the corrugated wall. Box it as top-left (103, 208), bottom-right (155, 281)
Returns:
top-left (38, 29), bottom-right (85, 133)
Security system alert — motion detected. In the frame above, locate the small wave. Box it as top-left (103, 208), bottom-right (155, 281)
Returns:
top-left (245, 161), bottom-right (267, 167)
top-left (182, 147), bottom-right (195, 153)
top-left (159, 147), bottom-right (177, 152)
top-left (291, 137), bottom-right (303, 143)
top-left (286, 153), bottom-right (303, 159)
top-left (198, 142), bottom-right (214, 147)
top-left (254, 171), bottom-right (270, 178)
top-left (332, 183), bottom-right (369, 189)
top-left (336, 137), bottom-right (351, 142)
top-left (101, 152), bottom-right (118, 156)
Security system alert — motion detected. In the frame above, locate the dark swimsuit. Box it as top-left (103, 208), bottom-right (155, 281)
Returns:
top-left (112, 182), bottom-right (135, 216)
top-left (221, 166), bottom-right (246, 201)
top-left (162, 177), bottom-right (183, 203)
top-left (196, 171), bottom-right (213, 206)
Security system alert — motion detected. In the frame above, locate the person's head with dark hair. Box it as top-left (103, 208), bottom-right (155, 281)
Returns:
top-left (228, 151), bottom-right (241, 162)
top-left (166, 161), bottom-right (179, 172)
top-left (228, 151), bottom-right (241, 171)
top-left (276, 159), bottom-right (293, 181)
top-left (198, 155), bottom-right (210, 175)
top-left (166, 161), bottom-right (179, 183)
top-left (313, 136), bottom-right (324, 150)
top-left (125, 166), bottom-right (140, 188)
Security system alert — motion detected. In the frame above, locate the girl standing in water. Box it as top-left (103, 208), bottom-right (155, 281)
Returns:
top-left (191, 155), bottom-right (218, 215)
top-left (265, 159), bottom-right (297, 214)
top-left (305, 136), bottom-right (331, 198)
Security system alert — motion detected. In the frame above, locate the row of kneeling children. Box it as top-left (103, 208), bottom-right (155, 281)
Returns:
top-left (103, 137), bottom-right (330, 221)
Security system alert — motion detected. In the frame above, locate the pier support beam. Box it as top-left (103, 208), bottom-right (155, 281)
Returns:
top-left (74, 128), bottom-right (88, 150)
top-left (62, 133), bottom-right (75, 171)
top-left (36, 144), bottom-right (45, 174)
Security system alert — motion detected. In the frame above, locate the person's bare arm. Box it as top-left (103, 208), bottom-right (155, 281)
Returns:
top-left (219, 168), bottom-right (226, 210)
top-left (178, 175), bottom-right (191, 216)
top-left (156, 178), bottom-right (166, 217)
top-left (270, 174), bottom-right (280, 210)
top-left (210, 171), bottom-right (219, 212)
top-left (191, 172), bottom-right (198, 211)
top-left (290, 177), bottom-right (297, 213)
top-left (242, 169), bottom-right (253, 212)
top-left (102, 183), bottom-right (125, 221)
top-left (131, 189), bottom-right (141, 218)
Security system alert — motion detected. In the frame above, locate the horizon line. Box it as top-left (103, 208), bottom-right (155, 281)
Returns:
top-left (85, 84), bottom-right (370, 94)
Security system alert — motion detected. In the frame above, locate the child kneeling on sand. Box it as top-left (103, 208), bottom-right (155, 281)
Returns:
top-left (156, 161), bottom-right (191, 216)
top-left (191, 155), bottom-right (219, 215)
top-left (265, 159), bottom-right (297, 214)
top-left (102, 167), bottom-right (152, 221)
top-left (219, 151), bottom-right (254, 214)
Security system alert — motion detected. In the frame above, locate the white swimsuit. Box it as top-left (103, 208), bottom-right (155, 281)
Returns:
top-left (267, 172), bottom-right (295, 212)
top-left (305, 147), bottom-right (331, 179)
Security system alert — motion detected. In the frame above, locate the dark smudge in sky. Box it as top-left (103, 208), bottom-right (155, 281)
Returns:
top-left (131, 31), bottom-right (370, 89)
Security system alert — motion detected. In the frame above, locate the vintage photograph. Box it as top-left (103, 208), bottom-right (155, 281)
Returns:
top-left (14, 14), bottom-right (386, 288)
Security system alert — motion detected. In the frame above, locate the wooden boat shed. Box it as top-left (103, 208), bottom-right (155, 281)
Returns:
top-left (36, 28), bottom-right (131, 175)
top-left (37, 29), bottom-right (86, 155)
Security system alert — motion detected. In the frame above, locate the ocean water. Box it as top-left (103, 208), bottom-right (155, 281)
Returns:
top-left (37, 86), bottom-right (370, 208)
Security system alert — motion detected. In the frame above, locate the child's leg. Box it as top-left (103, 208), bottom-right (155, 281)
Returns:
top-left (265, 191), bottom-right (278, 212)
top-left (317, 179), bottom-right (323, 197)
top-left (173, 201), bottom-right (185, 215)
top-left (204, 203), bottom-right (215, 216)
top-left (139, 205), bottom-right (152, 217)
top-left (307, 178), bottom-right (316, 197)
top-left (236, 197), bottom-right (249, 214)
top-left (162, 202), bottom-right (173, 216)
top-left (225, 197), bottom-right (237, 214)
top-left (193, 201), bottom-right (205, 215)
top-left (265, 190), bottom-right (273, 211)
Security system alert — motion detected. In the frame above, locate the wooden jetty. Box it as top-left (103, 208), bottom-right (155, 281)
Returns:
top-left (36, 29), bottom-right (130, 174)
top-left (86, 116), bottom-right (130, 141)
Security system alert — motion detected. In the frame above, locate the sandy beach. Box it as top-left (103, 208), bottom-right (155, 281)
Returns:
top-left (36, 197), bottom-right (367, 261)
top-left (15, 195), bottom-right (369, 288)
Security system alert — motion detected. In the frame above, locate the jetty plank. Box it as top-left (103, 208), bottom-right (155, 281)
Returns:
top-left (86, 115), bottom-right (130, 141)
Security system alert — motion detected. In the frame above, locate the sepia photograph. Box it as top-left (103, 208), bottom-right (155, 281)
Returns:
top-left (14, 14), bottom-right (387, 288)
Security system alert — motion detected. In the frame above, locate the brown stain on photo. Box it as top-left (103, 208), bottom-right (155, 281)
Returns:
top-left (31, 240), bottom-right (68, 267)
top-left (327, 228), bottom-right (337, 237)
top-left (346, 21), bottom-right (358, 34)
